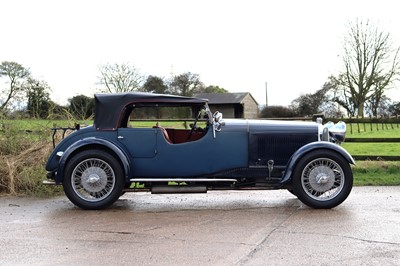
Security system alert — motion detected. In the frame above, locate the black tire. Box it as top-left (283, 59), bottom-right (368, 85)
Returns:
top-left (287, 189), bottom-right (296, 196)
top-left (292, 149), bottom-right (353, 209)
top-left (63, 149), bottom-right (124, 210)
top-left (120, 182), bottom-right (132, 196)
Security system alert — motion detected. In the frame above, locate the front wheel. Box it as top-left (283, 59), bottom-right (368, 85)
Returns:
top-left (63, 149), bottom-right (124, 210)
top-left (292, 149), bottom-right (353, 209)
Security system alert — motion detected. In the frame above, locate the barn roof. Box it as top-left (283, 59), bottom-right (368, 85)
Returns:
top-left (194, 92), bottom-right (258, 105)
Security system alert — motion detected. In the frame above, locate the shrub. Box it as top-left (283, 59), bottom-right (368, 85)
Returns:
top-left (0, 122), bottom-right (63, 196)
top-left (260, 105), bottom-right (298, 118)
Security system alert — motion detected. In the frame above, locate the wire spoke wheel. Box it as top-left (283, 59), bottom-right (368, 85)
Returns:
top-left (72, 158), bottom-right (116, 202)
top-left (301, 158), bottom-right (344, 201)
top-left (63, 149), bottom-right (124, 209)
top-left (293, 149), bottom-right (353, 209)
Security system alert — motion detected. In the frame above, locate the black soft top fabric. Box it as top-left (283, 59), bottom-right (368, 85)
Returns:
top-left (94, 92), bottom-right (208, 130)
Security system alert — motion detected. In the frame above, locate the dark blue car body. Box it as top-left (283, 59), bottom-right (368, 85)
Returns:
top-left (45, 93), bottom-right (354, 210)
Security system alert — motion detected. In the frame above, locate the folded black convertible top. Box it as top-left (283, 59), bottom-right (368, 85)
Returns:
top-left (94, 92), bottom-right (208, 130)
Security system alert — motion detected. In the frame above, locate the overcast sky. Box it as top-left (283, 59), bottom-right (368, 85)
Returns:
top-left (1, 0), bottom-right (400, 106)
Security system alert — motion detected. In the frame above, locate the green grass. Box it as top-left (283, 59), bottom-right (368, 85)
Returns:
top-left (342, 123), bottom-right (400, 157)
top-left (1, 119), bottom-right (92, 131)
top-left (2, 119), bottom-right (204, 130)
top-left (353, 161), bottom-right (400, 186)
top-left (129, 120), bottom-right (206, 129)
top-left (1, 119), bottom-right (399, 196)
top-left (342, 123), bottom-right (400, 185)
top-left (342, 142), bottom-right (400, 156)
top-left (346, 123), bottom-right (400, 138)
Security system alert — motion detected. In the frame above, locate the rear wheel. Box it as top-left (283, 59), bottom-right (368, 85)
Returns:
top-left (120, 182), bottom-right (132, 196)
top-left (63, 149), bottom-right (124, 210)
top-left (292, 149), bottom-right (353, 209)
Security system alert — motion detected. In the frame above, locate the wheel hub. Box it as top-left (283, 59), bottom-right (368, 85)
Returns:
top-left (81, 167), bottom-right (108, 193)
top-left (88, 174), bottom-right (101, 184)
top-left (308, 165), bottom-right (335, 192)
top-left (316, 173), bottom-right (329, 184)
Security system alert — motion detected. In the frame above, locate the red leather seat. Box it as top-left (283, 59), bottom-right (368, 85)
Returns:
top-left (153, 126), bottom-right (172, 144)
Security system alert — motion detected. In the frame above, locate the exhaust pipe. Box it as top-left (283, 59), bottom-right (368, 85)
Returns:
top-left (42, 180), bottom-right (56, 185)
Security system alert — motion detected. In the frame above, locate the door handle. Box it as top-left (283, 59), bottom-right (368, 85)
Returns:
top-left (117, 136), bottom-right (124, 140)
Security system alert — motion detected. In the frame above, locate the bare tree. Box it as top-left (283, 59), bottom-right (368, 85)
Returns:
top-left (388, 101), bottom-right (400, 116)
top-left (325, 75), bottom-right (356, 117)
top-left (98, 63), bottom-right (143, 93)
top-left (0, 61), bottom-right (30, 113)
top-left (338, 19), bottom-right (400, 117)
top-left (366, 94), bottom-right (391, 117)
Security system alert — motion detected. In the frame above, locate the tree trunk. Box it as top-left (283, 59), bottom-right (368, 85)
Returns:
top-left (358, 102), bottom-right (364, 117)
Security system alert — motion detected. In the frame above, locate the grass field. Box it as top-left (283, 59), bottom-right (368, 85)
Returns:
top-left (346, 123), bottom-right (400, 137)
top-left (1, 119), bottom-right (92, 131)
top-left (3, 119), bottom-right (399, 134)
top-left (338, 123), bottom-right (400, 185)
top-left (1, 119), bottom-right (201, 130)
top-left (1, 119), bottom-right (399, 196)
top-left (342, 123), bottom-right (400, 156)
top-left (342, 142), bottom-right (400, 156)
top-left (4, 119), bottom-right (398, 156)
top-left (353, 161), bottom-right (400, 186)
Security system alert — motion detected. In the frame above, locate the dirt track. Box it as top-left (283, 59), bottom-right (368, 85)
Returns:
top-left (1, 186), bottom-right (400, 265)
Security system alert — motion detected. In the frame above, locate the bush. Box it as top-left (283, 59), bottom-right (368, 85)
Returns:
top-left (260, 105), bottom-right (298, 118)
top-left (0, 122), bottom-right (63, 196)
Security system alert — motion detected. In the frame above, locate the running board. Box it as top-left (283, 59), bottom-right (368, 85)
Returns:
top-left (151, 186), bottom-right (207, 194)
top-left (129, 178), bottom-right (237, 183)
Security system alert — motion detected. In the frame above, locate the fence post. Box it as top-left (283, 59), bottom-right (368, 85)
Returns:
top-left (350, 117), bottom-right (353, 134)
top-left (370, 115), bottom-right (373, 132)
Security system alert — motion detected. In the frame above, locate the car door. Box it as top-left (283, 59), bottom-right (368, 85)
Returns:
top-left (117, 127), bottom-right (157, 158)
top-left (120, 125), bottom-right (248, 178)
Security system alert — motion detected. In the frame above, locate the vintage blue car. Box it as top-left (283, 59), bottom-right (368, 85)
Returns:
top-left (45, 92), bottom-right (354, 210)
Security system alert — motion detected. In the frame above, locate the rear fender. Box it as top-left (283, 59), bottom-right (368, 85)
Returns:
top-left (281, 141), bottom-right (355, 184)
top-left (55, 137), bottom-right (131, 184)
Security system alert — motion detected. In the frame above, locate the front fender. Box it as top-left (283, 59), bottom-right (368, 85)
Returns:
top-left (55, 137), bottom-right (131, 184)
top-left (281, 141), bottom-right (355, 184)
